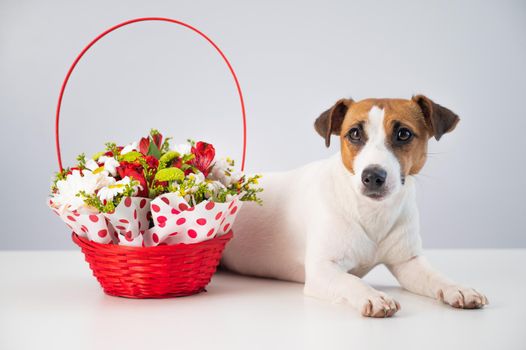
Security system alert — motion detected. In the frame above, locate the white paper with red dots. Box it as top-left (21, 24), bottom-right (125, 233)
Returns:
top-left (103, 197), bottom-right (151, 247)
top-left (49, 204), bottom-right (113, 244)
top-left (49, 194), bottom-right (241, 247)
top-left (142, 193), bottom-right (242, 246)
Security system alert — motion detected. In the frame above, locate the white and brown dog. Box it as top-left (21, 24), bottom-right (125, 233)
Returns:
top-left (222, 95), bottom-right (488, 317)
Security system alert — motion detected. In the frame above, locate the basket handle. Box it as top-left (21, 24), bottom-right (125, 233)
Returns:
top-left (55, 17), bottom-right (247, 172)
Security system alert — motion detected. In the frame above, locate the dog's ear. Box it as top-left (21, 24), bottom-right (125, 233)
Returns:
top-left (314, 98), bottom-right (353, 147)
top-left (412, 95), bottom-right (460, 141)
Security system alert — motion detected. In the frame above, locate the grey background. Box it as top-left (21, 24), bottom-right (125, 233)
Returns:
top-left (1, 0), bottom-right (524, 250)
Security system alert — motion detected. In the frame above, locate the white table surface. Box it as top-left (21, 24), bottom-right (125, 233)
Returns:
top-left (0, 249), bottom-right (524, 350)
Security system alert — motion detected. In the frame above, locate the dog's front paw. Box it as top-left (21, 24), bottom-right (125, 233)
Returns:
top-left (360, 292), bottom-right (400, 318)
top-left (437, 286), bottom-right (488, 309)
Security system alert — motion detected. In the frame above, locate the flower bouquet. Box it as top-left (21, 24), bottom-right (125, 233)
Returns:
top-left (49, 129), bottom-right (261, 247)
top-left (49, 130), bottom-right (261, 298)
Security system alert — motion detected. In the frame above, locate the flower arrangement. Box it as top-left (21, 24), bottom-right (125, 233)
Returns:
top-left (49, 129), bottom-right (262, 247)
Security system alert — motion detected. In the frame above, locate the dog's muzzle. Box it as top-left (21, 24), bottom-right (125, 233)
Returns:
top-left (361, 165), bottom-right (387, 199)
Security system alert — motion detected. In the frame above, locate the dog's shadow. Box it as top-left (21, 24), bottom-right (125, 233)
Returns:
top-left (207, 269), bottom-right (305, 297)
top-left (209, 271), bottom-right (458, 316)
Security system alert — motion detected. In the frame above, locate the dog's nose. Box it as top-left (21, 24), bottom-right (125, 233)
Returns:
top-left (361, 166), bottom-right (387, 190)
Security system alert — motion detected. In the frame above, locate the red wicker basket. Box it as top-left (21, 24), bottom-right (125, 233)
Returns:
top-left (72, 231), bottom-right (233, 298)
top-left (55, 17), bottom-right (247, 298)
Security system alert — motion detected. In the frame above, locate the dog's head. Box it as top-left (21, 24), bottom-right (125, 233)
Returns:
top-left (315, 96), bottom-right (459, 201)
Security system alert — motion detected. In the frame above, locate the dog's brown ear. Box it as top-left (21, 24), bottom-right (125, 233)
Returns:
top-left (412, 95), bottom-right (460, 141)
top-left (314, 99), bottom-right (352, 147)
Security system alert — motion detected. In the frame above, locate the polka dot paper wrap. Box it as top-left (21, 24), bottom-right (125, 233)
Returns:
top-left (49, 205), bottom-right (115, 244)
top-left (49, 194), bottom-right (241, 247)
top-left (103, 197), bottom-right (151, 247)
top-left (142, 193), bottom-right (242, 247)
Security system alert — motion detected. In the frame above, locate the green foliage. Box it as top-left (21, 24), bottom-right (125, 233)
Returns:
top-left (147, 141), bottom-right (161, 159)
top-left (120, 151), bottom-right (143, 163)
top-left (76, 153), bottom-right (86, 170)
top-left (78, 179), bottom-right (139, 213)
top-left (154, 168), bottom-right (184, 182)
top-left (161, 137), bottom-right (172, 153)
top-left (105, 142), bottom-right (118, 155)
top-left (239, 174), bottom-right (264, 204)
top-left (51, 167), bottom-right (70, 192)
top-left (158, 151), bottom-right (179, 170)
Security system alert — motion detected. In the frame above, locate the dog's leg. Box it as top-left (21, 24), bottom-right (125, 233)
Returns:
top-left (388, 256), bottom-right (488, 309)
top-left (304, 261), bottom-right (400, 317)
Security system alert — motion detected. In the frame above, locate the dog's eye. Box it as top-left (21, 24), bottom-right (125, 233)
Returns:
top-left (396, 128), bottom-right (413, 142)
top-left (348, 128), bottom-right (362, 142)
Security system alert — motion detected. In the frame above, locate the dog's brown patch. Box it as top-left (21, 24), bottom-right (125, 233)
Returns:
top-left (338, 100), bottom-right (376, 173)
top-left (314, 99), bottom-right (353, 147)
top-left (315, 96), bottom-right (460, 176)
top-left (381, 99), bottom-right (430, 175)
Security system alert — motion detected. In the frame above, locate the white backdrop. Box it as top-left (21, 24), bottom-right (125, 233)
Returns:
top-left (1, 0), bottom-right (525, 249)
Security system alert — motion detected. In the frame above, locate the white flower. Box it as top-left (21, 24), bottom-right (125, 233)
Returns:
top-left (51, 170), bottom-right (113, 211)
top-left (210, 158), bottom-right (229, 184)
top-left (84, 159), bottom-right (115, 188)
top-left (185, 172), bottom-right (205, 193)
top-left (206, 181), bottom-right (226, 196)
top-left (121, 142), bottom-right (137, 155)
top-left (93, 171), bottom-right (115, 189)
top-left (173, 143), bottom-right (192, 155)
top-left (98, 156), bottom-right (120, 176)
top-left (85, 159), bottom-right (99, 172)
top-left (210, 158), bottom-right (243, 186)
top-left (207, 180), bottom-right (226, 193)
top-left (188, 172), bottom-right (205, 184)
top-left (97, 176), bottom-right (136, 203)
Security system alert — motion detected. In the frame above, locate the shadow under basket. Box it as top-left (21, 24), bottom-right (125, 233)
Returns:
top-left (72, 231), bottom-right (233, 298)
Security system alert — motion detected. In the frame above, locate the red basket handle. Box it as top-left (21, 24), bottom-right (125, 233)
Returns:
top-left (55, 17), bottom-right (247, 172)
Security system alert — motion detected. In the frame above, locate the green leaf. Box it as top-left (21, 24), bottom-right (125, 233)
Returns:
top-left (76, 153), bottom-right (86, 169)
top-left (154, 168), bottom-right (184, 182)
top-left (120, 151), bottom-right (143, 162)
top-left (148, 141), bottom-right (161, 159)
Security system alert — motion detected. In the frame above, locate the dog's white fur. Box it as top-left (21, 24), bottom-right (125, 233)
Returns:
top-left (223, 105), bottom-right (487, 317)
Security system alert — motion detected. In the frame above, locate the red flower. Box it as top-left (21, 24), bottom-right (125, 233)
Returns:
top-left (139, 132), bottom-right (163, 156)
top-left (152, 133), bottom-right (162, 149)
top-left (190, 141), bottom-right (215, 176)
top-left (145, 155), bottom-right (159, 170)
top-left (138, 137), bottom-right (149, 155)
top-left (117, 162), bottom-right (148, 197)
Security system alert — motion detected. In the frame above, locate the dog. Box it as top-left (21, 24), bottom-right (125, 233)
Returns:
top-left (222, 95), bottom-right (488, 317)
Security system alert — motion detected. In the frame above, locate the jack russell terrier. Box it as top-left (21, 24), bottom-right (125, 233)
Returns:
top-left (222, 95), bottom-right (488, 317)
